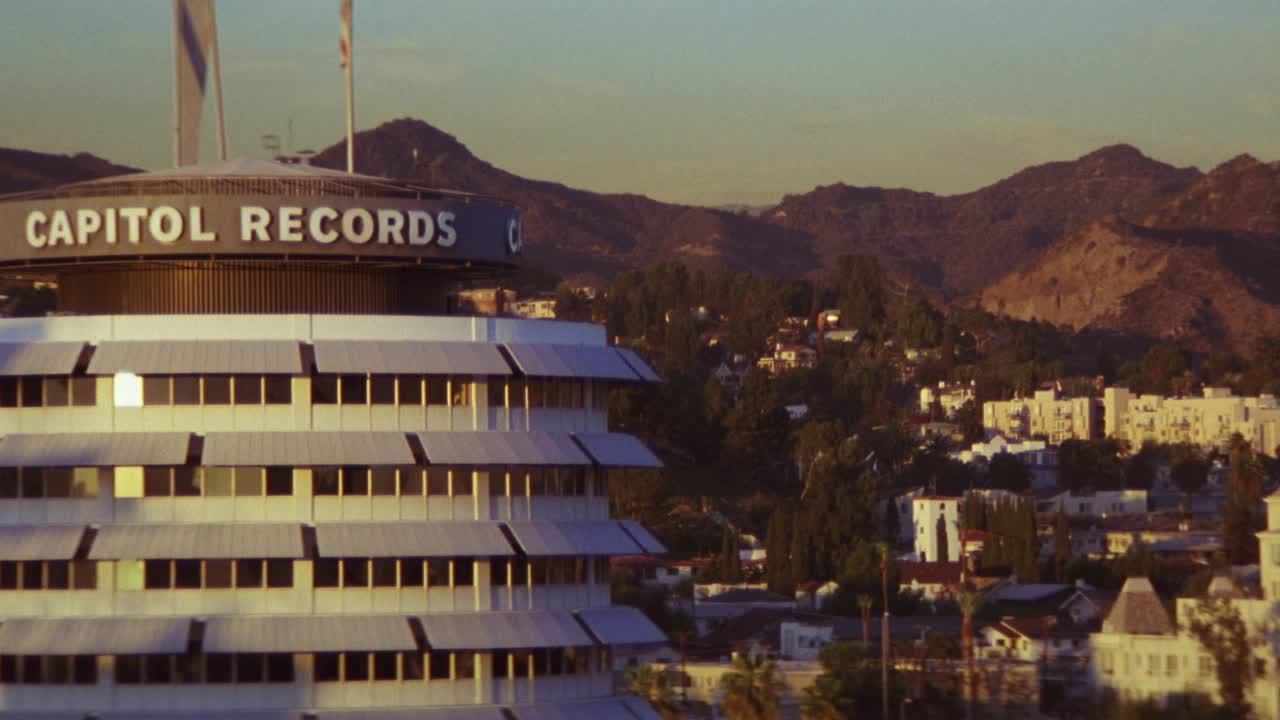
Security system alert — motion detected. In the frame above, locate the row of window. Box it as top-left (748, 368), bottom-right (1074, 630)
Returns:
top-left (0, 376), bottom-right (96, 408)
top-left (0, 649), bottom-right (601, 685)
top-left (137, 375), bottom-right (293, 406)
top-left (0, 558), bottom-right (611, 593)
top-left (0, 375), bottom-right (618, 411)
top-left (0, 466), bottom-right (605, 500)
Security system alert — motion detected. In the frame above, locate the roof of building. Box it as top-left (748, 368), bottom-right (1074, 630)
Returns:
top-left (1101, 577), bottom-right (1174, 635)
top-left (702, 588), bottom-right (794, 604)
top-left (899, 561), bottom-right (964, 586)
top-left (989, 583), bottom-right (1074, 603)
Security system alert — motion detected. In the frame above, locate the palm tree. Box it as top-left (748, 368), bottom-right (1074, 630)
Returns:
top-left (877, 542), bottom-right (891, 720)
top-left (958, 588), bottom-right (985, 720)
top-left (718, 654), bottom-right (784, 720)
top-left (625, 664), bottom-right (679, 720)
top-left (857, 594), bottom-right (874, 647)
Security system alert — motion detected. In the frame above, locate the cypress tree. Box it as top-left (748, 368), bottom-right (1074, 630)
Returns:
top-left (1053, 510), bottom-right (1071, 582)
top-left (720, 528), bottom-right (742, 582)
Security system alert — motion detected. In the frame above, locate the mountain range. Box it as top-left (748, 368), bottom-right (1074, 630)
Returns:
top-left (4, 118), bottom-right (1280, 352)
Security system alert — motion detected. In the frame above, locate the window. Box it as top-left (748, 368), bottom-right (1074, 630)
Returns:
top-left (342, 467), bottom-right (368, 495)
top-left (489, 471), bottom-right (508, 497)
top-left (234, 376), bottom-right (262, 405)
top-left (400, 467), bottom-right (423, 496)
top-left (373, 652), bottom-right (398, 681)
top-left (236, 559), bottom-right (263, 588)
top-left (452, 469), bottom-right (474, 496)
top-left (43, 468), bottom-right (72, 498)
top-left (427, 560), bottom-right (449, 588)
top-left (339, 374), bottom-right (366, 404)
top-left (371, 468), bottom-right (397, 496)
top-left (372, 558), bottom-right (397, 587)
top-left (267, 654), bottom-right (294, 683)
top-left (397, 375), bottom-right (422, 405)
top-left (314, 559), bottom-right (340, 588)
top-left (0, 378), bottom-right (17, 407)
top-left (508, 379), bottom-right (525, 408)
top-left (174, 467), bottom-right (200, 496)
top-left (203, 467), bottom-right (233, 497)
top-left (115, 656), bottom-right (143, 684)
top-left (343, 558), bottom-right (368, 587)
top-left (490, 558), bottom-right (509, 587)
top-left (265, 467), bottom-right (293, 496)
top-left (205, 560), bottom-right (233, 589)
top-left (144, 467), bottom-right (171, 497)
top-left (71, 377), bottom-right (96, 406)
top-left (204, 375), bottom-right (232, 404)
top-left (429, 651), bottom-right (451, 680)
top-left (146, 654), bottom-right (172, 683)
top-left (312, 375), bottom-right (339, 404)
top-left (427, 468), bottom-right (449, 496)
top-left (345, 652), bottom-right (369, 681)
top-left (427, 378), bottom-right (447, 406)
top-left (19, 377), bottom-right (41, 407)
top-left (174, 560), bottom-right (201, 589)
top-left (264, 375), bottom-right (292, 404)
top-left (493, 650), bottom-right (510, 678)
top-left (72, 560), bottom-right (97, 590)
top-left (487, 380), bottom-right (506, 407)
top-left (144, 560), bottom-right (171, 589)
top-left (115, 560), bottom-right (144, 591)
top-left (402, 652), bottom-right (424, 680)
top-left (234, 467), bottom-right (263, 496)
top-left (236, 653), bottom-right (264, 683)
top-left (450, 376), bottom-right (471, 404)
top-left (205, 654), bottom-right (233, 683)
top-left (455, 652), bottom-right (475, 680)
top-left (454, 559), bottom-right (473, 587)
top-left (44, 377), bottom-right (69, 405)
top-left (142, 376), bottom-right (170, 405)
top-left (73, 655), bottom-right (96, 684)
top-left (528, 381), bottom-right (544, 408)
top-left (314, 653), bottom-right (340, 682)
top-left (314, 468), bottom-right (339, 496)
top-left (0, 469), bottom-right (15, 498)
top-left (172, 376), bottom-right (200, 405)
top-left (370, 375), bottom-right (396, 405)
top-left (266, 560), bottom-right (293, 588)
top-left (401, 558), bottom-right (424, 587)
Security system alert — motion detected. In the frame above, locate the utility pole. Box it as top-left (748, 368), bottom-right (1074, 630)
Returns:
top-left (880, 542), bottom-right (891, 720)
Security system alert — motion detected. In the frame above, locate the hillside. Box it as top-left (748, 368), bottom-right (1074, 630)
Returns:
top-left (764, 144), bottom-right (1201, 293)
top-left (0, 148), bottom-right (136, 194)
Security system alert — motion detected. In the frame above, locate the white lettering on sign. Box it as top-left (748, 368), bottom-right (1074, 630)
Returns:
top-left (19, 204), bottom-right (503, 253)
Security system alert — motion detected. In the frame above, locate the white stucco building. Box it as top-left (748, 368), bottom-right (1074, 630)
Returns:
top-left (1088, 492), bottom-right (1280, 717)
top-left (983, 389), bottom-right (1101, 445)
top-left (912, 496), bottom-right (962, 563)
top-left (1105, 387), bottom-right (1280, 456)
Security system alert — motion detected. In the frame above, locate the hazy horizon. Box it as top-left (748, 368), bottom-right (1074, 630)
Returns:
top-left (2, 1), bottom-right (1278, 205)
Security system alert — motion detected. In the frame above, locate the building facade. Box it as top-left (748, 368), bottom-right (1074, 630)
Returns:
top-left (912, 496), bottom-right (962, 563)
top-left (0, 162), bottom-right (668, 718)
top-left (1104, 387), bottom-right (1280, 455)
top-left (983, 390), bottom-right (1101, 445)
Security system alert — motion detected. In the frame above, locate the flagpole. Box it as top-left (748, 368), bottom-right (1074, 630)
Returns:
top-left (209, 0), bottom-right (227, 162)
top-left (344, 0), bottom-right (355, 173)
top-left (172, 0), bottom-right (182, 167)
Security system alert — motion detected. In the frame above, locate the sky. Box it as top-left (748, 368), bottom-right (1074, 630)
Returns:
top-left (1, 1), bottom-right (1278, 206)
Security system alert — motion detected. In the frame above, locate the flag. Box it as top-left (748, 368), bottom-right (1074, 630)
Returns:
top-left (340, 0), bottom-right (352, 69)
top-left (174, 0), bottom-right (217, 166)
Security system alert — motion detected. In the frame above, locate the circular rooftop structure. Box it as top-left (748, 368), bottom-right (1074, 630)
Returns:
top-left (0, 158), bottom-right (524, 314)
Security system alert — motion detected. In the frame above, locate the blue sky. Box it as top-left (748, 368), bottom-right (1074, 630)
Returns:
top-left (2, 1), bottom-right (1278, 204)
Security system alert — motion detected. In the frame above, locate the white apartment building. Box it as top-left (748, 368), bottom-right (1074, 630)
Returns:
top-left (983, 390), bottom-right (1101, 445)
top-left (1088, 491), bottom-right (1280, 717)
top-left (0, 161), bottom-right (669, 718)
top-left (1039, 490), bottom-right (1149, 517)
top-left (912, 496), bottom-right (962, 563)
top-left (919, 381), bottom-right (975, 416)
top-left (1105, 387), bottom-right (1280, 455)
top-left (953, 436), bottom-right (1059, 491)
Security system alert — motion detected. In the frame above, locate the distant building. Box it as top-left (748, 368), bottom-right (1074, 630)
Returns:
top-left (954, 436), bottom-right (1059, 491)
top-left (508, 294), bottom-right (558, 319)
top-left (757, 344), bottom-right (818, 374)
top-left (1039, 489), bottom-right (1149, 517)
top-left (920, 381), bottom-right (976, 416)
top-left (913, 496), bottom-right (962, 562)
top-left (1087, 491), bottom-right (1280, 717)
top-left (983, 389), bottom-right (1102, 444)
top-left (1105, 386), bottom-right (1280, 456)
top-left (794, 580), bottom-right (840, 611)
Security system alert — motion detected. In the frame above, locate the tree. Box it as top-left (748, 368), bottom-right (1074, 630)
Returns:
top-left (552, 281), bottom-right (592, 322)
top-left (988, 452), bottom-right (1031, 492)
top-left (1141, 344), bottom-right (1189, 395)
top-left (958, 589), bottom-right (984, 720)
top-left (1222, 492), bottom-right (1263, 565)
top-left (857, 594), bottom-right (873, 647)
top-left (935, 515), bottom-right (950, 564)
top-left (624, 664), bottom-right (680, 720)
top-left (834, 254), bottom-right (886, 338)
top-left (1053, 510), bottom-right (1072, 582)
top-left (1170, 443), bottom-right (1209, 510)
top-left (719, 654), bottom-right (784, 720)
top-left (801, 642), bottom-right (899, 720)
top-left (764, 507), bottom-right (795, 595)
top-left (719, 528), bottom-right (743, 583)
top-left (1186, 597), bottom-right (1260, 716)
top-left (1124, 442), bottom-right (1160, 491)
